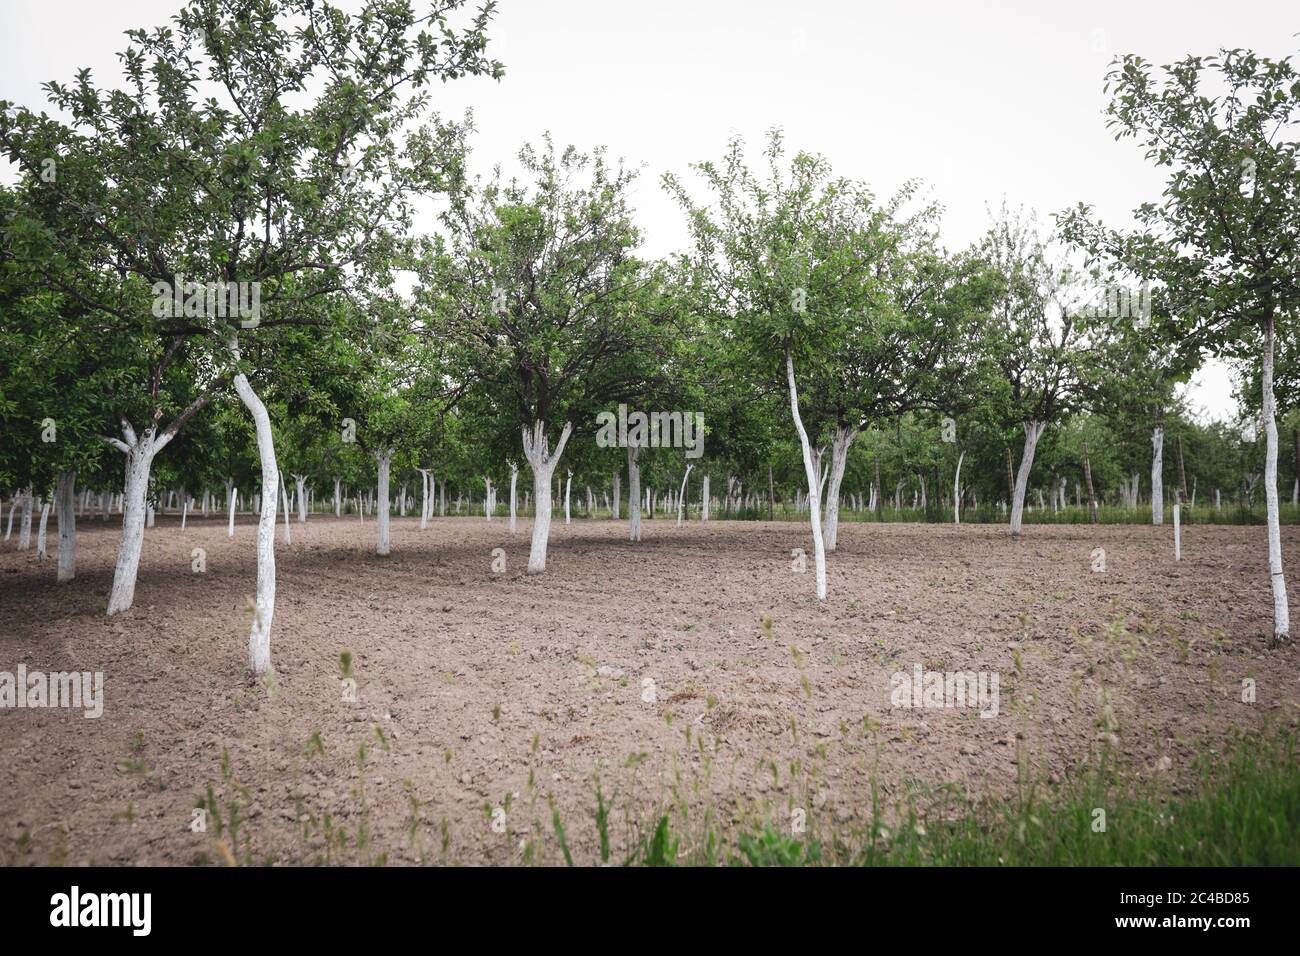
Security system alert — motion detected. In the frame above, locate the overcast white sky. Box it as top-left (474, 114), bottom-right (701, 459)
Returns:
top-left (3, 0), bottom-right (1295, 420)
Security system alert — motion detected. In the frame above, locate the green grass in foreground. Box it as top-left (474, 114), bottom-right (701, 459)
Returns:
top-left (617, 733), bottom-right (1300, 866)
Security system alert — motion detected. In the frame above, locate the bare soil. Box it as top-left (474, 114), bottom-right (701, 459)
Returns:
top-left (1, 513), bottom-right (1297, 865)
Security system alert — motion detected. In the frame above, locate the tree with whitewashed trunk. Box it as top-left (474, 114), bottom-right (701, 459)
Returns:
top-left (677, 462), bottom-right (693, 525)
top-left (627, 443), bottom-right (643, 542)
top-left (1061, 48), bottom-right (1299, 643)
top-left (667, 131), bottom-right (934, 596)
top-left (564, 470), bottom-right (573, 525)
top-left (983, 208), bottom-right (1089, 537)
top-left (420, 138), bottom-right (667, 574)
top-left (1, 1), bottom-right (502, 645)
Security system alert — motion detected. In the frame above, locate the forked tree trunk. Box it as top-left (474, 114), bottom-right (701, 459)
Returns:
top-left (522, 420), bottom-right (572, 573)
top-left (627, 443), bottom-right (642, 542)
top-left (821, 424), bottom-right (858, 551)
top-left (1262, 314), bottom-right (1290, 645)
top-left (294, 475), bottom-right (308, 522)
top-left (1010, 421), bottom-right (1045, 537)
top-left (56, 471), bottom-right (76, 582)
top-left (786, 349), bottom-right (827, 600)
top-left (376, 450), bottom-right (393, 556)
top-left (1151, 426), bottom-right (1164, 525)
top-left (231, 356), bottom-right (279, 675)
top-left (677, 463), bottom-right (693, 526)
top-left (105, 426), bottom-right (164, 614)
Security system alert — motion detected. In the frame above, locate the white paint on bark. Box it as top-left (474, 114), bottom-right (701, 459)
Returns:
top-left (1262, 315), bottom-right (1290, 644)
top-left (56, 472), bottom-right (76, 582)
top-left (786, 350), bottom-right (827, 600)
top-left (231, 343), bottom-right (279, 675)
top-left (1151, 426), bottom-right (1164, 526)
top-left (522, 420), bottom-right (572, 573)
top-left (1009, 421), bottom-right (1045, 537)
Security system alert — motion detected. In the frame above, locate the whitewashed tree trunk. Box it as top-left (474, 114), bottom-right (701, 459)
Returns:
top-left (522, 420), bottom-right (572, 573)
top-left (1173, 499), bottom-right (1181, 561)
top-left (418, 469), bottom-right (431, 530)
top-left (227, 483), bottom-right (237, 537)
top-left (105, 424), bottom-right (166, 614)
top-left (4, 495), bottom-right (14, 540)
top-left (376, 450), bottom-right (394, 556)
top-left (611, 472), bottom-right (620, 521)
top-left (564, 470), bottom-right (573, 525)
top-left (279, 471), bottom-right (292, 545)
top-left (1151, 426), bottom-right (1164, 526)
top-left (483, 476), bottom-right (493, 521)
top-left (180, 495), bottom-right (188, 530)
top-left (953, 450), bottom-right (966, 525)
top-left (677, 463), bottom-right (693, 525)
top-left (56, 472), bottom-right (76, 582)
top-left (821, 424), bottom-right (858, 552)
top-left (17, 491), bottom-right (33, 550)
top-left (701, 474), bottom-right (710, 522)
top-left (1010, 421), bottom-right (1045, 537)
top-left (508, 462), bottom-right (518, 534)
top-left (294, 475), bottom-right (308, 523)
top-left (231, 360), bottom-right (279, 676)
top-left (1262, 315), bottom-right (1290, 645)
top-left (786, 350), bottom-right (827, 600)
top-left (627, 443), bottom-right (642, 542)
top-left (1215, 488), bottom-right (1221, 511)
top-left (35, 499), bottom-right (50, 559)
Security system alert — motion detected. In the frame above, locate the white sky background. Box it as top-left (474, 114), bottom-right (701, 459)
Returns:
top-left (3, 0), bottom-right (1295, 421)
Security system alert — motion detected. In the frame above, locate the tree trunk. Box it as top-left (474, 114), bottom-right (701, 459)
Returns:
top-left (953, 450), bottom-right (966, 525)
top-left (1292, 427), bottom-right (1299, 507)
top-left (36, 498), bottom-right (50, 559)
top-left (627, 443), bottom-right (642, 542)
top-left (701, 474), bottom-right (710, 522)
top-left (678, 463), bottom-right (694, 526)
top-left (56, 471), bottom-right (76, 582)
top-left (106, 427), bottom-right (162, 614)
top-left (18, 491), bottom-right (33, 550)
top-left (232, 373), bottom-right (278, 675)
top-left (376, 450), bottom-right (393, 556)
top-left (786, 349), bottom-right (827, 600)
top-left (1262, 314), bottom-right (1290, 645)
top-left (1010, 421), bottom-right (1045, 536)
top-left (565, 470), bottom-right (573, 525)
top-left (611, 471), bottom-right (621, 521)
top-left (821, 424), bottom-right (858, 551)
top-left (1083, 442), bottom-right (1097, 524)
top-left (279, 471), bottom-right (292, 545)
top-left (522, 420), bottom-right (572, 573)
top-left (295, 475), bottom-right (308, 522)
top-left (509, 463), bottom-right (519, 534)
top-left (1176, 435), bottom-right (1188, 505)
top-left (1151, 426), bottom-right (1164, 525)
